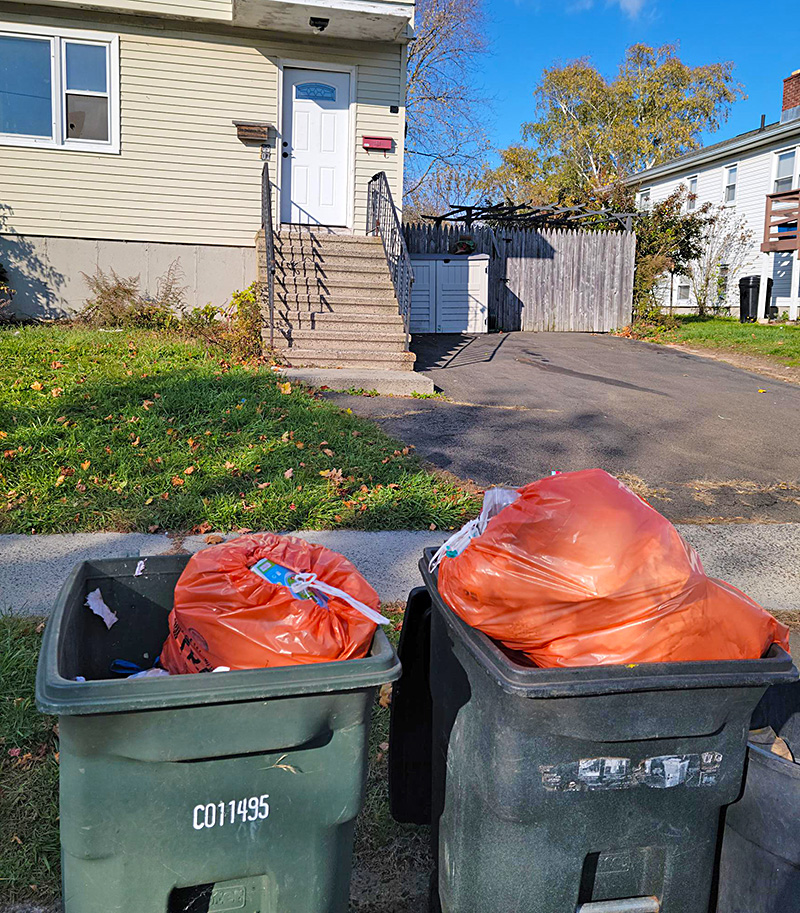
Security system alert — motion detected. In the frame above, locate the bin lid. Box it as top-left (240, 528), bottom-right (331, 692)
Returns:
top-left (421, 549), bottom-right (797, 698)
top-left (36, 556), bottom-right (401, 716)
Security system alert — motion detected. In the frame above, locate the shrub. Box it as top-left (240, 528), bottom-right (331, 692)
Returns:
top-left (182, 283), bottom-right (264, 360)
top-left (78, 261), bottom-right (185, 329)
top-left (0, 260), bottom-right (12, 321)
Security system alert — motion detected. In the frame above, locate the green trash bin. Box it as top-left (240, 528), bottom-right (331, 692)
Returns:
top-left (36, 554), bottom-right (401, 913)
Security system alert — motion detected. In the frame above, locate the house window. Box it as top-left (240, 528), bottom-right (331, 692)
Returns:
top-left (775, 149), bottom-right (797, 194)
top-left (638, 189), bottom-right (651, 210)
top-left (0, 25), bottom-right (118, 152)
top-left (687, 176), bottom-right (698, 211)
top-left (677, 279), bottom-right (691, 303)
top-left (724, 165), bottom-right (738, 204)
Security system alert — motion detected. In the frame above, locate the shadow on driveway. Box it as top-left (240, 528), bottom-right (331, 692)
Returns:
top-left (333, 332), bottom-right (800, 522)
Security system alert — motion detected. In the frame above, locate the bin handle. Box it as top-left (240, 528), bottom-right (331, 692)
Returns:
top-left (289, 572), bottom-right (391, 626)
top-left (576, 899), bottom-right (659, 913)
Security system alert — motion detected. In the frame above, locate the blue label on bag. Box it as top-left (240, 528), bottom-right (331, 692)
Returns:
top-left (250, 559), bottom-right (328, 608)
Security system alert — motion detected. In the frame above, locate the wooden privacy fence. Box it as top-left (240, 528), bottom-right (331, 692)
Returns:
top-left (404, 222), bottom-right (636, 333)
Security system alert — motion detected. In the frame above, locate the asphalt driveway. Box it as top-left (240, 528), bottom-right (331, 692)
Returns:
top-left (330, 332), bottom-right (800, 523)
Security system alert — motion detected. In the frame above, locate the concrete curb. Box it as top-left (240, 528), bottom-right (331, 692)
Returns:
top-left (2, 525), bottom-right (799, 617)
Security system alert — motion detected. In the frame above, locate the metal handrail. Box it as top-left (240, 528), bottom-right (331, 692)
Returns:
top-left (367, 172), bottom-right (414, 331)
top-left (261, 163), bottom-right (276, 349)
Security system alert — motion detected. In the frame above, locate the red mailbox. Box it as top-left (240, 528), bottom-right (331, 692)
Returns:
top-left (362, 136), bottom-right (393, 152)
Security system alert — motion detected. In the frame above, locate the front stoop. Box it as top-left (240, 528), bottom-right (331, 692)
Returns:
top-left (257, 227), bottom-right (416, 373)
top-left (278, 367), bottom-right (434, 396)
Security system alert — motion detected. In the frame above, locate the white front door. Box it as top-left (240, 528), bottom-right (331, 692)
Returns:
top-left (280, 68), bottom-right (350, 227)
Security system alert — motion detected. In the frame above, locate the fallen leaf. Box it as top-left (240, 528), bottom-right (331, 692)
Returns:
top-left (75, 482), bottom-right (87, 493)
top-left (322, 448), bottom-right (334, 457)
top-left (205, 534), bottom-right (225, 545)
top-left (184, 465), bottom-right (196, 475)
top-left (429, 523), bottom-right (437, 531)
top-left (289, 503), bottom-right (297, 510)
top-left (30, 381), bottom-right (43, 391)
top-left (284, 468), bottom-right (294, 479)
top-left (145, 497), bottom-right (154, 505)
top-left (171, 476), bottom-right (185, 486)
top-left (758, 389), bottom-right (767, 394)
top-left (378, 683), bottom-right (392, 708)
top-left (142, 400), bottom-right (154, 410)
top-left (56, 416), bottom-right (67, 424)
top-left (224, 460), bottom-right (236, 470)
top-left (278, 382), bottom-right (292, 395)
top-left (81, 460), bottom-right (91, 471)
top-left (55, 475), bottom-right (65, 487)
top-left (257, 482), bottom-right (271, 489)
top-left (50, 387), bottom-right (63, 397)
top-left (131, 436), bottom-right (141, 447)
top-left (11, 835), bottom-right (22, 845)
top-left (148, 524), bottom-right (160, 532)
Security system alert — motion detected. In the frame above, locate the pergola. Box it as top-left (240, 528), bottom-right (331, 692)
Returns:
top-left (422, 201), bottom-right (637, 232)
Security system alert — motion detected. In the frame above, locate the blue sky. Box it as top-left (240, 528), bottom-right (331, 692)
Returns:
top-left (481, 0), bottom-right (800, 158)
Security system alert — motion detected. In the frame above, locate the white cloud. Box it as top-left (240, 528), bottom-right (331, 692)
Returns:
top-left (613, 0), bottom-right (647, 17)
top-left (566, 0), bottom-right (650, 18)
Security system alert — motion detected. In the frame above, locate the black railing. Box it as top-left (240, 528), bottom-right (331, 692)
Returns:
top-left (367, 172), bottom-right (414, 330)
top-left (261, 162), bottom-right (277, 350)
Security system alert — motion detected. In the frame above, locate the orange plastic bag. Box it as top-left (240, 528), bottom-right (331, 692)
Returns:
top-left (437, 469), bottom-right (790, 668)
top-left (161, 534), bottom-right (384, 674)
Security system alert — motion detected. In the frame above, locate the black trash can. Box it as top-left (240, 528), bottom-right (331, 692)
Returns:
top-left (390, 553), bottom-right (797, 913)
top-left (739, 275), bottom-right (773, 322)
top-left (716, 681), bottom-right (800, 913)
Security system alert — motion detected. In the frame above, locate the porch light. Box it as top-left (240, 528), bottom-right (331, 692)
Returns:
top-left (309, 17), bottom-right (329, 33)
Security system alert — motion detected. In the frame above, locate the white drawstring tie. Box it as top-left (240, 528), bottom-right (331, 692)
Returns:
top-left (289, 572), bottom-right (390, 625)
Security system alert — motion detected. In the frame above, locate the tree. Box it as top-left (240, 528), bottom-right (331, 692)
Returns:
top-left (686, 207), bottom-right (754, 316)
top-left (404, 0), bottom-right (491, 217)
top-left (483, 44), bottom-right (744, 204)
top-left (630, 187), bottom-right (713, 321)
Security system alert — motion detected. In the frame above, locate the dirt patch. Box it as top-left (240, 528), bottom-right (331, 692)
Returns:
top-left (669, 344), bottom-right (800, 386)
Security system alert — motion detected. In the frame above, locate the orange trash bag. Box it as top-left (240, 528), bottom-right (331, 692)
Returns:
top-left (435, 469), bottom-right (790, 668)
top-left (160, 534), bottom-right (387, 674)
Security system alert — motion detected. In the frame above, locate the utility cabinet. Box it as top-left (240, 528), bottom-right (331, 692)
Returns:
top-left (409, 254), bottom-right (489, 334)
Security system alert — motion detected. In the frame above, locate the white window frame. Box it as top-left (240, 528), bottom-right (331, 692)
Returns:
top-left (0, 22), bottom-right (119, 154)
top-left (686, 175), bottom-right (698, 211)
top-left (723, 163), bottom-right (738, 206)
top-left (772, 146), bottom-right (799, 195)
top-left (676, 277), bottom-right (691, 302)
top-left (638, 188), bottom-right (651, 211)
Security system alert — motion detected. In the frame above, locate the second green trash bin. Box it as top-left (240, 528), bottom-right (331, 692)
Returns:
top-left (36, 554), bottom-right (401, 913)
top-left (390, 553), bottom-right (797, 913)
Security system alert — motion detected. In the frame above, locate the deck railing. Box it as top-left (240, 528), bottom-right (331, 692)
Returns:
top-left (367, 172), bottom-right (414, 330)
top-left (762, 189), bottom-right (800, 253)
top-left (261, 163), bottom-right (277, 349)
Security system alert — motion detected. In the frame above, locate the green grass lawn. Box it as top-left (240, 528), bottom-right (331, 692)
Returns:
top-left (0, 615), bottom-right (60, 905)
top-left (637, 316), bottom-right (800, 365)
top-left (0, 326), bottom-right (479, 534)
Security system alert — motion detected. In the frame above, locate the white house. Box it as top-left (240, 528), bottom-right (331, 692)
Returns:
top-left (629, 70), bottom-right (800, 320)
top-left (0, 0), bottom-right (413, 320)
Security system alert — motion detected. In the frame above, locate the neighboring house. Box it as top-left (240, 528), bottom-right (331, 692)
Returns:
top-left (0, 0), bottom-right (413, 349)
top-left (629, 70), bottom-right (800, 320)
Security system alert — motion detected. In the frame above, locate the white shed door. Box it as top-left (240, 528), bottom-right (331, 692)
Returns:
top-left (436, 258), bottom-right (488, 333)
top-left (409, 260), bottom-right (435, 332)
top-left (281, 69), bottom-right (350, 226)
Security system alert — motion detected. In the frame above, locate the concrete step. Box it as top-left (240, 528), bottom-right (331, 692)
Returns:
top-left (277, 230), bottom-right (382, 244)
top-left (275, 289), bottom-right (398, 306)
top-left (277, 276), bottom-right (395, 292)
top-left (274, 299), bottom-right (400, 314)
top-left (271, 246), bottom-right (387, 262)
top-left (272, 331), bottom-right (409, 353)
top-left (273, 310), bottom-right (406, 330)
top-left (273, 267), bottom-right (393, 284)
top-left (283, 349), bottom-right (416, 372)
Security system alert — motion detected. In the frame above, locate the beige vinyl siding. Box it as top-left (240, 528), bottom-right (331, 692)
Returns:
top-left (4, 0), bottom-right (233, 22)
top-left (0, 9), bottom-right (405, 245)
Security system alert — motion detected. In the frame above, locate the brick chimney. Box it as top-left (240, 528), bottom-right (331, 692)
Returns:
top-left (783, 70), bottom-right (800, 123)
